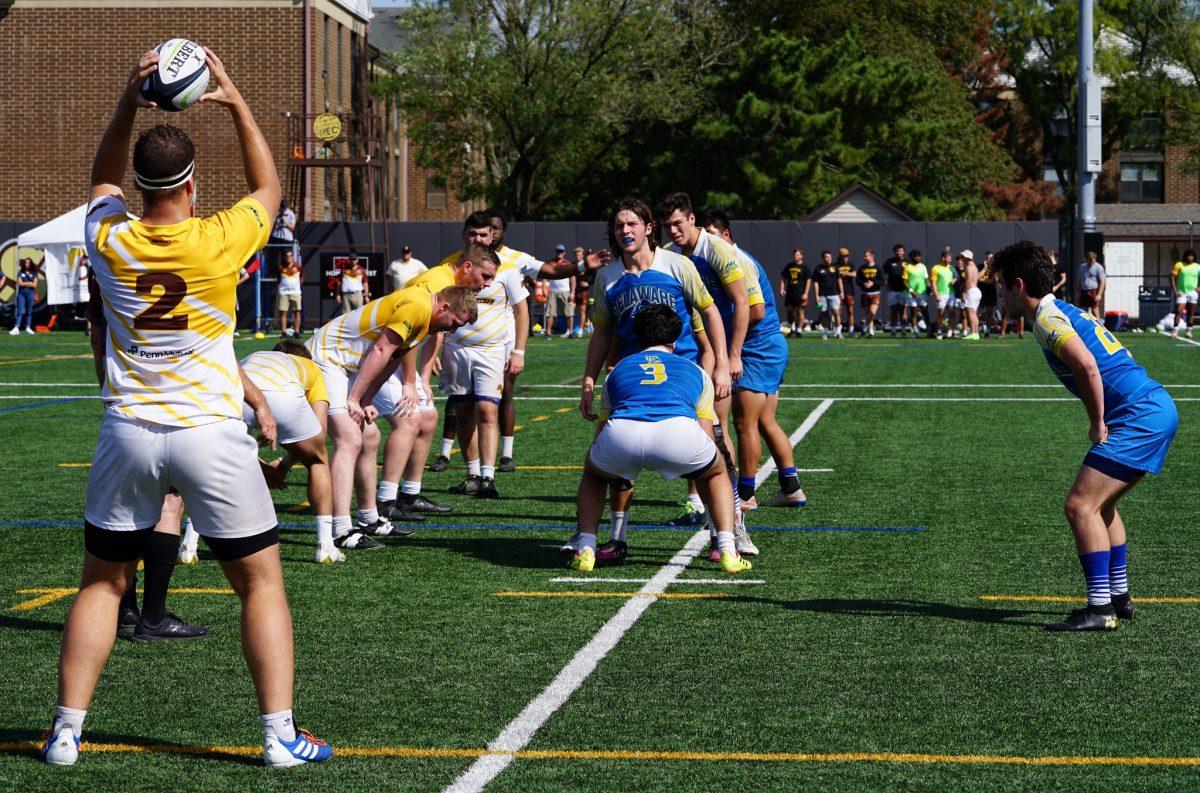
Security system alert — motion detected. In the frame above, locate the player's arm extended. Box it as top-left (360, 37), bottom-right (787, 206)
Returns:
top-left (1057, 335), bottom-right (1107, 444)
top-left (347, 328), bottom-right (405, 421)
top-left (580, 328), bottom-right (612, 421)
top-left (723, 277), bottom-right (749, 379)
top-left (509, 298), bottom-right (529, 375)
top-left (91, 50), bottom-right (160, 201)
top-left (699, 303), bottom-right (731, 399)
top-left (240, 366), bottom-right (277, 450)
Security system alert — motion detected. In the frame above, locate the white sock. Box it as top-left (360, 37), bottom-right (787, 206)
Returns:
top-left (377, 480), bottom-right (398, 502)
top-left (315, 515), bottom-right (333, 548)
top-left (580, 532), bottom-right (597, 553)
top-left (357, 508), bottom-right (378, 525)
top-left (687, 492), bottom-right (705, 511)
top-left (53, 705), bottom-right (86, 739)
top-left (715, 531), bottom-right (736, 554)
top-left (481, 464), bottom-right (495, 479)
top-left (610, 511), bottom-right (628, 543)
top-left (440, 437), bottom-right (454, 457)
top-left (401, 480), bottom-right (421, 496)
top-left (501, 436), bottom-right (514, 458)
top-left (466, 459), bottom-right (481, 477)
top-left (333, 515), bottom-right (352, 539)
top-left (261, 709), bottom-right (296, 743)
top-left (182, 519), bottom-right (199, 553)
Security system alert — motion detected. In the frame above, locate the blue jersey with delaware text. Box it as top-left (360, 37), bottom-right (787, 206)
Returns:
top-left (591, 248), bottom-right (714, 364)
top-left (601, 349), bottom-right (716, 423)
top-left (1033, 294), bottom-right (1161, 418)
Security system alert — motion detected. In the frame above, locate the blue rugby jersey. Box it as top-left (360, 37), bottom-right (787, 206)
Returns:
top-left (732, 243), bottom-right (781, 349)
top-left (1033, 293), bottom-right (1162, 418)
top-left (591, 247), bottom-right (714, 363)
top-left (667, 229), bottom-right (764, 343)
top-left (599, 348), bottom-right (716, 423)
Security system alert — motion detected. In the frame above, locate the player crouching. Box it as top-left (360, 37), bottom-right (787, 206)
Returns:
top-left (992, 241), bottom-right (1179, 631)
top-left (572, 304), bottom-right (751, 574)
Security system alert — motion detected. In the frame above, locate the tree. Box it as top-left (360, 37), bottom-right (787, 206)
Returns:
top-left (375, 0), bottom-right (731, 219)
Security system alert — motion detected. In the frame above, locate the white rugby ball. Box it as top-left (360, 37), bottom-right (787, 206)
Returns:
top-left (142, 39), bottom-right (209, 112)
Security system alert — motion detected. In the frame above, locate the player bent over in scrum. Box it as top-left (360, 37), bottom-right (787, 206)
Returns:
top-left (992, 241), bottom-right (1178, 631)
top-left (572, 304), bottom-right (751, 574)
top-left (46, 48), bottom-right (331, 768)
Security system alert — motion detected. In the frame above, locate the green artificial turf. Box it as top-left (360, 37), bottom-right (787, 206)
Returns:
top-left (0, 329), bottom-right (1197, 790)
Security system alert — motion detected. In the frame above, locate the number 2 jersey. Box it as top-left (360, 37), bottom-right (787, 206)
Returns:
top-left (600, 349), bottom-right (716, 423)
top-left (1033, 293), bottom-right (1162, 419)
top-left (84, 193), bottom-right (270, 427)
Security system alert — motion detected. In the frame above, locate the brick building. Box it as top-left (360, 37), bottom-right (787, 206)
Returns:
top-left (0, 0), bottom-right (465, 224)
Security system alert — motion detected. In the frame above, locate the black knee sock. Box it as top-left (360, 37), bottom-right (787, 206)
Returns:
top-left (140, 532), bottom-right (179, 624)
top-left (119, 571), bottom-right (138, 613)
top-left (443, 407), bottom-right (458, 437)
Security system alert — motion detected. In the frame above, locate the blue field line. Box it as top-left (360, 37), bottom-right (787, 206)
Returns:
top-left (0, 397), bottom-right (86, 415)
top-left (0, 519), bottom-right (923, 534)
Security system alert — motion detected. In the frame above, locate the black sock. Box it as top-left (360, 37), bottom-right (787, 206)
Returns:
top-left (120, 571), bottom-right (138, 613)
top-left (140, 532), bottom-right (179, 624)
top-left (779, 474), bottom-right (801, 495)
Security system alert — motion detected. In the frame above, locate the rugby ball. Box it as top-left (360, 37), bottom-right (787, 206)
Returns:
top-left (142, 39), bottom-right (209, 112)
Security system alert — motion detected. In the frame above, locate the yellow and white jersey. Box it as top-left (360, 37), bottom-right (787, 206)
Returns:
top-left (439, 244), bottom-right (542, 279)
top-left (305, 286), bottom-right (433, 372)
top-left (448, 264), bottom-right (527, 349)
top-left (84, 193), bottom-right (270, 427)
top-left (409, 262), bottom-right (458, 294)
top-left (239, 350), bottom-right (328, 405)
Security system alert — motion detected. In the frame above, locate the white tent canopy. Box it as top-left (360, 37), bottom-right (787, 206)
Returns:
top-left (17, 204), bottom-right (89, 305)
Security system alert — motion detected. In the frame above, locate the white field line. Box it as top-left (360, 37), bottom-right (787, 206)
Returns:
top-left (3, 393), bottom-right (1200, 404)
top-left (755, 399), bottom-right (834, 487)
top-left (548, 577), bottom-right (766, 586)
top-left (1173, 334), bottom-right (1200, 348)
top-left (517, 382), bottom-right (1200, 389)
top-left (0, 382), bottom-right (97, 387)
top-left (443, 400), bottom-right (834, 793)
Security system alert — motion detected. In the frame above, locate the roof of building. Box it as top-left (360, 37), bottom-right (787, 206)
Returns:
top-left (368, 7), bottom-right (410, 55)
top-left (1095, 203), bottom-right (1200, 238)
top-left (334, 0), bottom-right (373, 22)
top-left (804, 181), bottom-right (915, 223)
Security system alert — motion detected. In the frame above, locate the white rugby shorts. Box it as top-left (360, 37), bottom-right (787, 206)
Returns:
top-left (439, 342), bottom-right (506, 403)
top-left (905, 293), bottom-right (927, 308)
top-left (242, 389), bottom-right (322, 445)
top-left (588, 416), bottom-right (717, 482)
top-left (374, 372), bottom-right (432, 417)
top-left (963, 287), bottom-right (982, 310)
top-left (1176, 290), bottom-right (1198, 305)
top-left (316, 358), bottom-right (429, 417)
top-left (934, 295), bottom-right (950, 310)
top-left (85, 412), bottom-right (276, 539)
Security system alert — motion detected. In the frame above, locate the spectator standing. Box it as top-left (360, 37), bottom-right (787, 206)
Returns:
top-left (883, 243), bottom-right (908, 336)
top-left (855, 249), bottom-right (882, 336)
top-left (928, 249), bottom-right (956, 339)
top-left (1171, 249), bottom-right (1199, 339)
top-left (572, 246), bottom-right (594, 337)
top-left (337, 253), bottom-right (368, 316)
top-left (11, 257), bottom-right (40, 335)
top-left (779, 249), bottom-right (809, 336)
top-left (542, 244), bottom-right (575, 337)
top-left (810, 250), bottom-right (843, 340)
top-left (1076, 250), bottom-right (1106, 319)
top-left (836, 247), bottom-right (856, 334)
top-left (978, 250), bottom-right (999, 336)
top-left (269, 201), bottom-right (297, 269)
top-left (387, 245), bottom-right (427, 292)
top-left (277, 249), bottom-right (303, 337)
top-left (1050, 250), bottom-right (1068, 297)
top-left (959, 250), bottom-right (981, 340)
top-left (904, 250), bottom-right (929, 335)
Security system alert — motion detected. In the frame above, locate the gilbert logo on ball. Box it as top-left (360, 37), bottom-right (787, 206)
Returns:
top-left (141, 39), bottom-right (210, 112)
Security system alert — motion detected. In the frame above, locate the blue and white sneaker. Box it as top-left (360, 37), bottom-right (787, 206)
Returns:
top-left (264, 728), bottom-right (333, 767)
top-left (41, 726), bottom-right (80, 766)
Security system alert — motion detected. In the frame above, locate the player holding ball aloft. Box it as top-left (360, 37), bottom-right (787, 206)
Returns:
top-left (42, 45), bottom-right (331, 769)
top-left (991, 241), bottom-right (1178, 632)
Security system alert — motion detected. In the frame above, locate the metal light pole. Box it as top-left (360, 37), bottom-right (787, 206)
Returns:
top-left (1076, 0), bottom-right (1101, 267)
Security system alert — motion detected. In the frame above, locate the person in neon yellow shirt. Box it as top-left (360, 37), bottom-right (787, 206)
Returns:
top-left (1170, 248), bottom-right (1200, 339)
top-left (928, 250), bottom-right (957, 339)
top-left (903, 251), bottom-right (929, 335)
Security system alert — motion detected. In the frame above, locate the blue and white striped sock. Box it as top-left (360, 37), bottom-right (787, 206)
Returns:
top-left (1109, 543), bottom-right (1129, 596)
top-left (1079, 550), bottom-right (1112, 607)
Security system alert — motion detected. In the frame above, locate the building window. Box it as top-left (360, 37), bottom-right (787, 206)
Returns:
top-left (425, 177), bottom-right (446, 210)
top-left (1120, 163), bottom-right (1163, 203)
top-left (322, 16), bottom-right (330, 111)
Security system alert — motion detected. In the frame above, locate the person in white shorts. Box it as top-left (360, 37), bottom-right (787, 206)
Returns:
top-left (570, 304), bottom-right (750, 575)
top-left (307, 280), bottom-right (479, 551)
top-left (46, 47), bottom-right (334, 770)
top-left (959, 250), bottom-right (982, 340)
top-left (276, 249), bottom-right (303, 337)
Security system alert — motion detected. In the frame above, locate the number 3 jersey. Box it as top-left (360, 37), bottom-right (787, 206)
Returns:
top-left (84, 193), bottom-right (270, 427)
top-left (600, 349), bottom-right (716, 423)
top-left (1033, 293), bottom-right (1162, 418)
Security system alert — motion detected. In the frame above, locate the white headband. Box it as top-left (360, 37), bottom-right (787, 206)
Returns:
top-left (134, 161), bottom-right (194, 191)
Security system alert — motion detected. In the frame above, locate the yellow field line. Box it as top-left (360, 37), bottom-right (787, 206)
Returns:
top-left (10, 587), bottom-right (235, 612)
top-left (58, 462), bottom-right (91, 468)
top-left (982, 595), bottom-right (1200, 605)
top-left (517, 465), bottom-right (583, 471)
top-left (529, 415), bottom-right (550, 422)
top-left (2, 741), bottom-right (1200, 767)
top-left (0, 354), bottom-right (91, 367)
top-left (286, 500), bottom-right (311, 513)
top-left (494, 591), bottom-right (727, 600)
top-left (554, 407), bottom-right (572, 413)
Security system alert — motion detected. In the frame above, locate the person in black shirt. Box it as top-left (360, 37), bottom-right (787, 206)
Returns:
top-left (808, 250), bottom-right (844, 340)
top-left (1050, 249), bottom-right (1067, 297)
top-left (882, 242), bottom-right (908, 336)
top-left (836, 247), bottom-right (856, 334)
top-left (779, 249), bottom-right (809, 336)
top-left (855, 249), bottom-right (883, 337)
